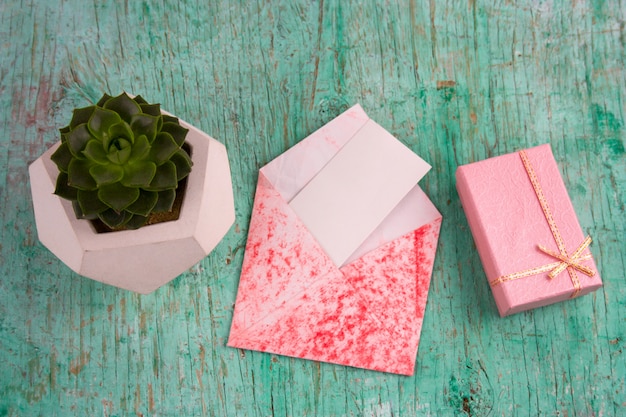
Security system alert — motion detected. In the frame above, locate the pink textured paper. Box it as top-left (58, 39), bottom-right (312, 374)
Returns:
top-left (228, 173), bottom-right (441, 374)
top-left (456, 144), bottom-right (602, 316)
top-left (228, 104), bottom-right (442, 374)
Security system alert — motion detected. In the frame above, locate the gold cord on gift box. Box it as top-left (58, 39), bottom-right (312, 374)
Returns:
top-left (489, 150), bottom-right (595, 297)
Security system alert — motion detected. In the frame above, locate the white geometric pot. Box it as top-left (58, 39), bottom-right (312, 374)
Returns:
top-left (28, 116), bottom-right (235, 294)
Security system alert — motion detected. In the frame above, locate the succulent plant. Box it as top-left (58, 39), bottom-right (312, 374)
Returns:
top-left (51, 92), bottom-right (193, 230)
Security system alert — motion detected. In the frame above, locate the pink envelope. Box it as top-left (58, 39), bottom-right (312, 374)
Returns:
top-left (227, 105), bottom-right (442, 375)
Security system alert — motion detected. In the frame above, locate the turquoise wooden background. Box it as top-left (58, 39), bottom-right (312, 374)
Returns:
top-left (1, 0), bottom-right (624, 416)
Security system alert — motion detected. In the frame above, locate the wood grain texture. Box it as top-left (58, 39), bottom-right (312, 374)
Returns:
top-left (1, 0), bottom-right (624, 416)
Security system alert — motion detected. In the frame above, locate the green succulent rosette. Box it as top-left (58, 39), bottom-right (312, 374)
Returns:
top-left (51, 92), bottom-right (193, 230)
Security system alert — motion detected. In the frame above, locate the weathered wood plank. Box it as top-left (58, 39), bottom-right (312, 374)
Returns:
top-left (0, 0), bottom-right (624, 416)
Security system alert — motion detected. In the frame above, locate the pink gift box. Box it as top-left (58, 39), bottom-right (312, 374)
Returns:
top-left (456, 144), bottom-right (602, 316)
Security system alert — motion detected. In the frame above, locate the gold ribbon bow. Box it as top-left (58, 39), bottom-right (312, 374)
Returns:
top-left (490, 150), bottom-right (595, 298)
top-left (538, 236), bottom-right (594, 279)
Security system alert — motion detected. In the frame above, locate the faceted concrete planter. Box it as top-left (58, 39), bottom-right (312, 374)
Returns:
top-left (29, 116), bottom-right (235, 294)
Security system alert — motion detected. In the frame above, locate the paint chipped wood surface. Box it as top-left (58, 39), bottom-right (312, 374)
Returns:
top-left (1, 0), bottom-right (624, 416)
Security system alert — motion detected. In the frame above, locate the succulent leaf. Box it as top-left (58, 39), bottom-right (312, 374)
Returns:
top-left (89, 163), bottom-right (124, 186)
top-left (129, 135), bottom-right (150, 161)
top-left (132, 95), bottom-right (148, 105)
top-left (162, 115), bottom-right (178, 124)
top-left (51, 142), bottom-right (73, 173)
top-left (161, 122), bottom-right (189, 146)
top-left (171, 149), bottom-right (193, 180)
top-left (96, 93), bottom-right (113, 107)
top-left (65, 124), bottom-right (92, 157)
top-left (139, 103), bottom-right (161, 117)
top-left (83, 139), bottom-right (110, 165)
top-left (54, 172), bottom-right (78, 200)
top-left (70, 106), bottom-right (96, 128)
top-left (147, 161), bottom-right (178, 191)
top-left (99, 209), bottom-right (131, 228)
top-left (130, 113), bottom-right (160, 143)
top-left (103, 93), bottom-right (141, 123)
top-left (153, 189), bottom-right (176, 212)
top-left (123, 214), bottom-right (149, 230)
top-left (51, 92), bottom-right (192, 230)
top-left (68, 159), bottom-right (97, 190)
top-left (121, 161), bottom-right (157, 187)
top-left (150, 132), bottom-right (179, 165)
top-left (126, 190), bottom-right (158, 216)
top-left (72, 201), bottom-right (89, 219)
top-left (105, 139), bottom-right (132, 165)
top-left (77, 189), bottom-right (109, 216)
top-left (98, 183), bottom-right (140, 211)
top-left (107, 122), bottom-right (134, 146)
top-left (88, 107), bottom-right (122, 140)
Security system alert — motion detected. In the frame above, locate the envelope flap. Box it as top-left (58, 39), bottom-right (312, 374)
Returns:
top-left (228, 212), bottom-right (442, 375)
top-left (229, 272), bottom-right (414, 374)
top-left (341, 217), bottom-right (442, 342)
top-left (345, 184), bottom-right (441, 264)
top-left (230, 172), bottom-right (338, 332)
top-left (289, 119), bottom-right (431, 266)
top-left (261, 105), bottom-right (370, 202)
